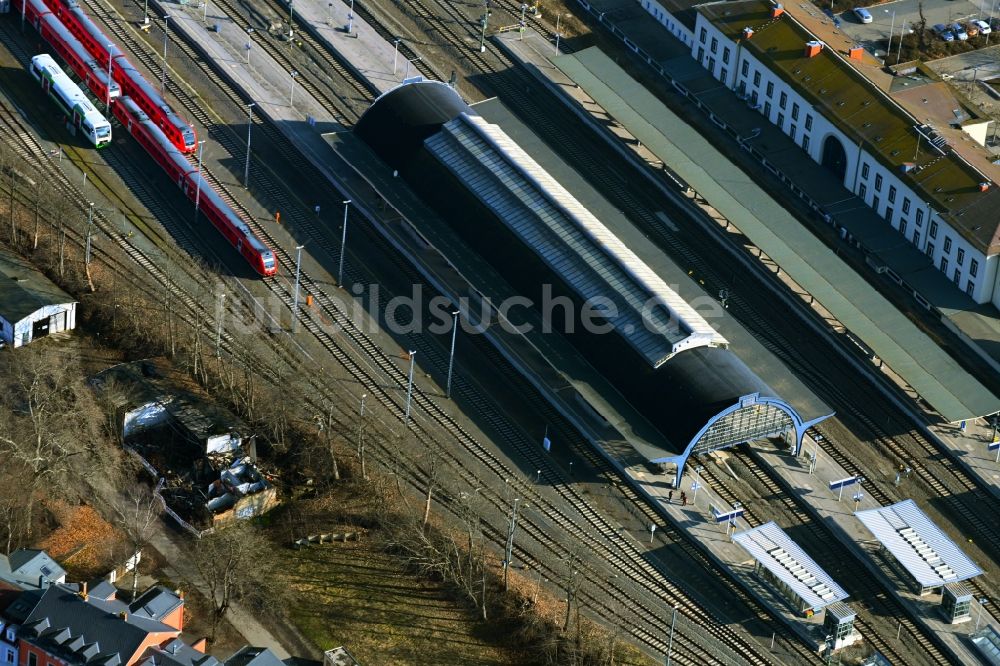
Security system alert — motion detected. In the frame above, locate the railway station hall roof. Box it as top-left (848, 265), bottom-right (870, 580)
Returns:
top-left (732, 521), bottom-right (848, 611)
top-left (353, 82), bottom-right (831, 479)
top-left (855, 499), bottom-right (982, 589)
top-left (358, 82), bottom-right (728, 367)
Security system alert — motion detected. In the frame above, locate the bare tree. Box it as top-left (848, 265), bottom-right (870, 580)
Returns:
top-left (0, 346), bottom-right (97, 525)
top-left (192, 522), bottom-right (286, 640)
top-left (562, 551), bottom-right (582, 632)
top-left (114, 485), bottom-right (161, 600)
top-left (421, 449), bottom-right (443, 530)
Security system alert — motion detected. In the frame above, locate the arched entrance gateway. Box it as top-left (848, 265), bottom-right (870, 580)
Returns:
top-left (821, 134), bottom-right (848, 185)
top-left (653, 393), bottom-right (831, 487)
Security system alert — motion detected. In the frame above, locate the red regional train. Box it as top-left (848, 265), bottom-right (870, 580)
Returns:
top-left (115, 96), bottom-right (277, 275)
top-left (15, 0), bottom-right (276, 276)
top-left (17, 0), bottom-right (120, 106)
top-left (43, 0), bottom-right (197, 152)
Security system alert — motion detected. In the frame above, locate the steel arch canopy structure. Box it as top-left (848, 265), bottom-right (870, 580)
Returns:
top-left (650, 391), bottom-right (832, 486)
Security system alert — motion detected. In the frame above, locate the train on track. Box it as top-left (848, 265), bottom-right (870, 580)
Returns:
top-left (20, 0), bottom-right (120, 105)
top-left (11, 0), bottom-right (278, 276)
top-left (29, 53), bottom-right (111, 147)
top-left (115, 96), bottom-right (277, 275)
top-left (36, 0), bottom-right (197, 152)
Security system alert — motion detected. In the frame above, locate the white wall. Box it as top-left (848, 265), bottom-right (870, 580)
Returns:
top-left (691, 12), bottom-right (996, 305)
top-left (638, 0), bottom-right (695, 46)
top-left (9, 302), bottom-right (76, 347)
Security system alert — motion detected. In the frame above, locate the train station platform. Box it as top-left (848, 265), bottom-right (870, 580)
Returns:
top-left (553, 0), bottom-right (1000, 409)
top-left (496, 30), bottom-right (1000, 498)
top-left (555, 44), bottom-right (997, 425)
top-left (619, 425), bottom-right (997, 663)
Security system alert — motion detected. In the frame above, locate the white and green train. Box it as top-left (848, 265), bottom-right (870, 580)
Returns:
top-left (30, 53), bottom-right (111, 148)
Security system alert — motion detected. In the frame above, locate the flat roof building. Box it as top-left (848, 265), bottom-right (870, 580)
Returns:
top-left (0, 247), bottom-right (76, 347)
top-left (691, 0), bottom-right (1000, 308)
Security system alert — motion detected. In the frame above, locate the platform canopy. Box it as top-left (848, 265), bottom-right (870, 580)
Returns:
top-left (552, 47), bottom-right (1000, 422)
top-left (855, 499), bottom-right (982, 589)
top-left (732, 521), bottom-right (848, 611)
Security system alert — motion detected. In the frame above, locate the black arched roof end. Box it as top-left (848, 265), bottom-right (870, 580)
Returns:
top-left (355, 81), bottom-right (470, 171)
top-left (651, 346), bottom-right (775, 450)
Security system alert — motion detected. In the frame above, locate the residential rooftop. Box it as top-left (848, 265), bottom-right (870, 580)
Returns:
top-left (0, 549), bottom-right (66, 590)
top-left (698, 0), bottom-right (1000, 255)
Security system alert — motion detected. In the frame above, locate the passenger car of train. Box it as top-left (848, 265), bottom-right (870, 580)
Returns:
top-left (114, 96), bottom-right (277, 276)
top-left (30, 54), bottom-right (111, 148)
top-left (43, 0), bottom-right (197, 152)
top-left (15, 0), bottom-right (120, 107)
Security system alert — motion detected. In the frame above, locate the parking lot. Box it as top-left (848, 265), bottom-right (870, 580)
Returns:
top-left (833, 0), bottom-right (996, 53)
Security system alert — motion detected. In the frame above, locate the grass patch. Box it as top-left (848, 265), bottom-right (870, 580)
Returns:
top-left (278, 542), bottom-right (516, 665)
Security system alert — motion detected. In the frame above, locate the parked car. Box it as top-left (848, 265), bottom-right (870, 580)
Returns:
top-left (854, 7), bottom-right (873, 23)
top-left (972, 19), bottom-right (991, 34)
top-left (965, 21), bottom-right (979, 37)
top-left (933, 23), bottom-right (956, 40)
top-left (951, 22), bottom-right (968, 39)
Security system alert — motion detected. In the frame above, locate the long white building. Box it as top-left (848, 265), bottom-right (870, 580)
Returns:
top-left (665, 0), bottom-right (1000, 307)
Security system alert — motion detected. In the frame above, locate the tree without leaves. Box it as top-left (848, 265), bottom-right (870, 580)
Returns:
top-left (113, 485), bottom-right (161, 601)
top-left (192, 521), bottom-right (286, 640)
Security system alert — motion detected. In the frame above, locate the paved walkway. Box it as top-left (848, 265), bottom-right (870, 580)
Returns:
top-left (145, 526), bottom-right (291, 657)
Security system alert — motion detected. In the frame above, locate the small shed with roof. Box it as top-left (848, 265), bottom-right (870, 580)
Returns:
top-left (0, 247), bottom-right (75, 347)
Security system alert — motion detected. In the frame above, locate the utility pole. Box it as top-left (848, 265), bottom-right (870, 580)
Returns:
top-left (106, 46), bottom-right (114, 114)
top-left (194, 140), bottom-right (206, 215)
top-left (555, 13), bottom-right (562, 53)
top-left (358, 393), bottom-right (367, 479)
top-left (446, 309), bottom-right (459, 398)
top-left (215, 292), bottom-right (225, 358)
top-left (85, 203), bottom-right (95, 266)
top-left (338, 200), bottom-right (350, 286)
top-left (289, 70), bottom-right (299, 107)
top-left (288, 0), bottom-right (294, 39)
top-left (347, 0), bottom-right (354, 34)
top-left (244, 102), bottom-right (256, 188)
top-left (503, 497), bottom-right (521, 591)
top-left (161, 15), bottom-right (170, 94)
top-left (293, 244), bottom-right (304, 330)
top-left (479, 12), bottom-right (488, 53)
top-left (393, 38), bottom-right (401, 74)
top-left (666, 606), bottom-right (678, 666)
top-left (404, 350), bottom-right (417, 425)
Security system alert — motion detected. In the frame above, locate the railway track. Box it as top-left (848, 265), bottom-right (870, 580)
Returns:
top-left (55, 2), bottom-right (794, 661)
top-left (398, 0), bottom-right (1000, 586)
top-left (698, 451), bottom-right (950, 666)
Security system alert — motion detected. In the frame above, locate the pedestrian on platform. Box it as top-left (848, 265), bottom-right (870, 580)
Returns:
top-left (668, 490), bottom-right (673, 503)
top-left (275, 211), bottom-right (281, 224)
top-left (680, 492), bottom-right (687, 506)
